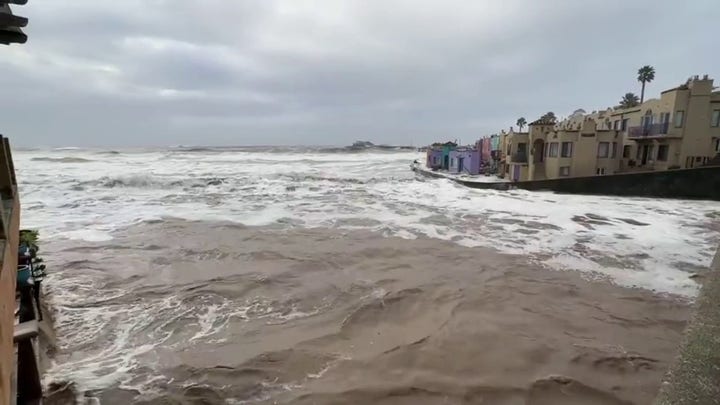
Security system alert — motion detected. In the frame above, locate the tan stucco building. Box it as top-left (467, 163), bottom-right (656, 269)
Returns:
top-left (503, 74), bottom-right (720, 182)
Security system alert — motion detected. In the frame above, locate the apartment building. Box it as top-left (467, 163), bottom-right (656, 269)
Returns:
top-left (503, 74), bottom-right (720, 181)
top-left (613, 74), bottom-right (720, 171)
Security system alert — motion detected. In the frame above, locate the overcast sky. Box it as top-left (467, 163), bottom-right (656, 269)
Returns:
top-left (2, 0), bottom-right (718, 147)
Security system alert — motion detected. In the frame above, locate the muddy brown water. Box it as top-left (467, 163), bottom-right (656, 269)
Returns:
top-left (41, 219), bottom-right (690, 404)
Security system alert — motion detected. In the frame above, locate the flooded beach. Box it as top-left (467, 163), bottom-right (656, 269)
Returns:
top-left (15, 147), bottom-right (720, 404)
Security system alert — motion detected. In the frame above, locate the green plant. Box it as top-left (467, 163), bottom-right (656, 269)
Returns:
top-left (516, 117), bottom-right (527, 132)
top-left (19, 229), bottom-right (39, 253)
top-left (637, 65), bottom-right (656, 103)
top-left (618, 93), bottom-right (640, 109)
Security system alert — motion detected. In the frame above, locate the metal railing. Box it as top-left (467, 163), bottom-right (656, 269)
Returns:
top-left (628, 122), bottom-right (669, 138)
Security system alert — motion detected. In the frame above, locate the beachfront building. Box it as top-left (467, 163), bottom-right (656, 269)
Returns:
top-left (502, 74), bottom-right (720, 181)
top-left (504, 129), bottom-right (529, 181)
top-left (613, 74), bottom-right (720, 171)
top-left (529, 116), bottom-right (622, 180)
top-left (426, 147), bottom-right (443, 169)
top-left (425, 142), bottom-right (457, 170)
top-left (448, 147), bottom-right (481, 174)
top-left (473, 134), bottom-right (502, 174)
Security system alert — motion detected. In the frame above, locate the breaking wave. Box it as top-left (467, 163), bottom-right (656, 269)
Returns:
top-left (80, 175), bottom-right (227, 190)
top-left (31, 157), bottom-right (94, 163)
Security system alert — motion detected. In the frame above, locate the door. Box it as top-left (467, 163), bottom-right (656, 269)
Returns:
top-left (457, 157), bottom-right (464, 173)
top-left (443, 155), bottom-right (449, 170)
top-left (512, 165), bottom-right (520, 181)
top-left (641, 145), bottom-right (650, 165)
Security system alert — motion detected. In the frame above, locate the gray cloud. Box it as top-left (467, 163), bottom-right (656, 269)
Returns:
top-left (2, 0), bottom-right (718, 147)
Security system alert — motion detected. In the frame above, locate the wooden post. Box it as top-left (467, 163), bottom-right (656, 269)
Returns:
top-left (0, 136), bottom-right (8, 239)
top-left (0, 137), bottom-right (12, 198)
top-left (2, 138), bottom-right (16, 188)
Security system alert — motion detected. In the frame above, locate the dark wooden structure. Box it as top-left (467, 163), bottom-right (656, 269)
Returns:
top-left (0, 1), bottom-right (28, 45)
top-left (1, 2), bottom-right (41, 404)
top-left (0, 135), bottom-right (33, 405)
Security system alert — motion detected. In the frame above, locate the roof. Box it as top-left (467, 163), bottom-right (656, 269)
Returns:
top-left (660, 84), bottom-right (689, 94)
top-left (0, 2), bottom-right (28, 45)
top-left (529, 118), bottom-right (555, 126)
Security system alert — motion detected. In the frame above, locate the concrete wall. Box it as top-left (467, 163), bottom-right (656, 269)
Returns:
top-left (515, 165), bottom-right (720, 200)
top-left (655, 246), bottom-right (720, 404)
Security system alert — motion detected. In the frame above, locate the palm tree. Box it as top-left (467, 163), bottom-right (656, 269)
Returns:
top-left (516, 117), bottom-right (527, 132)
top-left (540, 112), bottom-right (557, 123)
top-left (637, 65), bottom-right (655, 103)
top-left (618, 92), bottom-right (640, 109)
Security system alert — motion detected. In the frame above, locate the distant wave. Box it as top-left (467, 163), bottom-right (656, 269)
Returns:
top-left (52, 147), bottom-right (84, 151)
top-left (82, 175), bottom-right (227, 190)
top-left (280, 173), bottom-right (412, 185)
top-left (168, 145), bottom-right (417, 154)
top-left (31, 157), bottom-right (94, 163)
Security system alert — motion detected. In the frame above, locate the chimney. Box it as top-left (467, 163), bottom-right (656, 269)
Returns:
top-left (703, 74), bottom-right (709, 80)
top-left (694, 75), bottom-right (699, 80)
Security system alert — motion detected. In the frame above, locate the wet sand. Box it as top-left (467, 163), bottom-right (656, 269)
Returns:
top-left (42, 219), bottom-right (690, 404)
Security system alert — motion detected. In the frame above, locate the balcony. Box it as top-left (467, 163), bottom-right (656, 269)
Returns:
top-left (628, 122), bottom-right (669, 139)
top-left (511, 152), bottom-right (528, 163)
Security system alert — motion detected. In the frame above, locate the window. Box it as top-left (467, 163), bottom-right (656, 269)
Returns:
top-left (613, 120), bottom-right (620, 130)
top-left (648, 145), bottom-right (655, 161)
top-left (549, 142), bottom-right (559, 157)
top-left (561, 142), bottom-right (573, 157)
top-left (621, 118), bottom-right (629, 131)
top-left (611, 142), bottom-right (617, 158)
top-left (559, 166), bottom-right (570, 177)
top-left (674, 110), bottom-right (684, 128)
top-left (597, 142), bottom-right (610, 158)
top-left (642, 113), bottom-right (654, 128)
top-left (712, 110), bottom-right (720, 127)
top-left (596, 167), bottom-right (606, 175)
top-left (657, 145), bottom-right (669, 161)
top-left (660, 112), bottom-right (671, 123)
top-left (623, 145), bottom-right (631, 158)
top-left (714, 139), bottom-right (720, 153)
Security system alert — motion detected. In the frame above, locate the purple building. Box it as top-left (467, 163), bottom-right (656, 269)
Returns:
top-left (448, 147), bottom-right (481, 174)
top-left (426, 147), bottom-right (443, 169)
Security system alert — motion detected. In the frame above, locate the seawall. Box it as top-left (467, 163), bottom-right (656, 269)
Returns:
top-left (509, 166), bottom-right (720, 200)
top-left (654, 246), bottom-right (720, 404)
top-left (413, 164), bottom-right (720, 201)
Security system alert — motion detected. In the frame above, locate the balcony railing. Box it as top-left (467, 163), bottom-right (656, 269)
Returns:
top-left (511, 152), bottom-right (528, 163)
top-left (628, 122), bottom-right (669, 138)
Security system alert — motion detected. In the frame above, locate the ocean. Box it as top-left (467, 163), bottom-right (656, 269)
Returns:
top-left (15, 146), bottom-right (720, 404)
